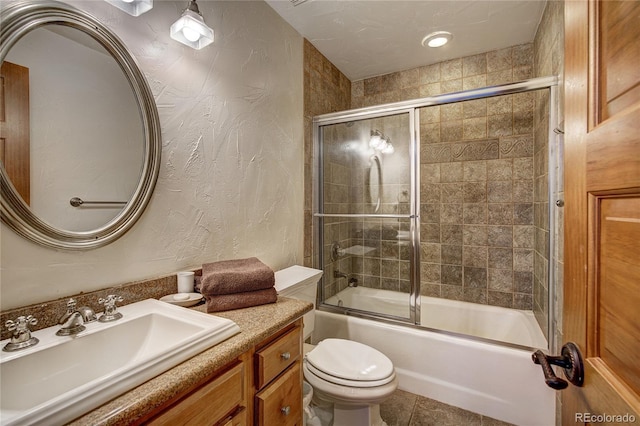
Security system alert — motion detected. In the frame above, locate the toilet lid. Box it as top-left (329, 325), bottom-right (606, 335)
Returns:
top-left (305, 338), bottom-right (394, 382)
top-left (305, 360), bottom-right (396, 387)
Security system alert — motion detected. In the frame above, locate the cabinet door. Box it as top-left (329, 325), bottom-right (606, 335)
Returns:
top-left (149, 363), bottom-right (244, 426)
top-left (255, 362), bottom-right (302, 426)
top-left (221, 406), bottom-right (247, 426)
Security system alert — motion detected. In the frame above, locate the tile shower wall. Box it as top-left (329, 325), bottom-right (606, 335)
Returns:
top-left (321, 123), bottom-right (355, 298)
top-left (533, 1), bottom-right (564, 344)
top-left (352, 44), bottom-right (538, 309)
top-left (320, 114), bottom-right (412, 299)
top-left (348, 115), bottom-right (412, 296)
top-left (302, 40), bottom-right (351, 295)
top-left (532, 2), bottom-right (564, 423)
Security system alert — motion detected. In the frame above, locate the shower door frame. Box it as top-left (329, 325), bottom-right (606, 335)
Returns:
top-left (313, 75), bottom-right (560, 351)
top-left (313, 108), bottom-right (421, 324)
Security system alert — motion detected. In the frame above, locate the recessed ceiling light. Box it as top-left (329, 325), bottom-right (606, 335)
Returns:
top-left (422, 31), bottom-right (453, 48)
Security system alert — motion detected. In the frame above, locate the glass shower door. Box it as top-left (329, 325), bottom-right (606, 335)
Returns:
top-left (315, 111), bottom-right (418, 322)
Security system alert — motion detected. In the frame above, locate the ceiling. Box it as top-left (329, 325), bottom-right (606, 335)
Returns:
top-left (265, 0), bottom-right (547, 81)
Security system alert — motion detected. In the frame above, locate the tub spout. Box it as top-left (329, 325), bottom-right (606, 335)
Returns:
top-left (333, 270), bottom-right (348, 279)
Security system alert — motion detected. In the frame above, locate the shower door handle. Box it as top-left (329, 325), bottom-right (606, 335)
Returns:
top-left (531, 342), bottom-right (584, 390)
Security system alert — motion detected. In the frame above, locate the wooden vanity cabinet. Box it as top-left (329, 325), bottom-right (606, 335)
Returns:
top-left (142, 318), bottom-right (304, 426)
top-left (253, 320), bottom-right (303, 426)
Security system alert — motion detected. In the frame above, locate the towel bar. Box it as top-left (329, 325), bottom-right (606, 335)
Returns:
top-left (70, 197), bottom-right (127, 207)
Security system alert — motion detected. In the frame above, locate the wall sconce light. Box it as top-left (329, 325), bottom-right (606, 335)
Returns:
top-left (369, 130), bottom-right (394, 154)
top-left (104, 0), bottom-right (153, 17)
top-left (170, 0), bottom-right (214, 50)
top-left (380, 142), bottom-right (395, 154)
top-left (369, 130), bottom-right (384, 149)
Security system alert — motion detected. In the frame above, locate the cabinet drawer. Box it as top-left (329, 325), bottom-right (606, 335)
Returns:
top-left (255, 362), bottom-right (302, 426)
top-left (256, 326), bottom-right (301, 389)
top-left (149, 362), bottom-right (244, 425)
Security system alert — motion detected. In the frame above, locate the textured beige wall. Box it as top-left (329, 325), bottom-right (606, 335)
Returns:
top-left (1, 0), bottom-right (304, 310)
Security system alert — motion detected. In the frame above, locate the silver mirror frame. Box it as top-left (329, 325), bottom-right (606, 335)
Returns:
top-left (0, 0), bottom-right (162, 250)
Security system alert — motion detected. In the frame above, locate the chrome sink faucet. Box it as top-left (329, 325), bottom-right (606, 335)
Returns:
top-left (3, 315), bottom-right (39, 351)
top-left (57, 299), bottom-right (95, 336)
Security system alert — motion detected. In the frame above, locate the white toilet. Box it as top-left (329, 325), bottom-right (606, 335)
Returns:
top-left (275, 266), bottom-right (398, 426)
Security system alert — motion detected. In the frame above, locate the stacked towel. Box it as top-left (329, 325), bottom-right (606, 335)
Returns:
top-left (200, 257), bottom-right (277, 312)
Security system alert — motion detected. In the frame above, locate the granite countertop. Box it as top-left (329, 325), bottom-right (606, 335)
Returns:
top-left (69, 296), bottom-right (313, 426)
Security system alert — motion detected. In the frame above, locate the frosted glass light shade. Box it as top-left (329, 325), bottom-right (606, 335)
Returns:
top-left (104, 0), bottom-right (153, 16)
top-left (170, 10), bottom-right (214, 50)
top-left (381, 143), bottom-right (395, 154)
top-left (369, 134), bottom-right (382, 149)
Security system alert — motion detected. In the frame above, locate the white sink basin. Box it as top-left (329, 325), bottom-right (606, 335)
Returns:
top-left (0, 298), bottom-right (240, 425)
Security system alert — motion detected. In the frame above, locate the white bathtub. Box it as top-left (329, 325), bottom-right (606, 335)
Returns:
top-left (325, 287), bottom-right (548, 348)
top-left (317, 287), bottom-right (555, 425)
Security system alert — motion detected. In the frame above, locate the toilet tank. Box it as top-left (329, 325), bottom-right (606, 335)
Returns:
top-left (274, 265), bottom-right (323, 341)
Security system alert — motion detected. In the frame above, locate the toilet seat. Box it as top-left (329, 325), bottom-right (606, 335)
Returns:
top-left (305, 360), bottom-right (396, 387)
top-left (305, 338), bottom-right (395, 385)
top-left (303, 362), bottom-right (399, 406)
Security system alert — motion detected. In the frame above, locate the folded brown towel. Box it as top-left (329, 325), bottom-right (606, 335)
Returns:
top-left (201, 257), bottom-right (274, 296)
top-left (204, 287), bottom-right (277, 312)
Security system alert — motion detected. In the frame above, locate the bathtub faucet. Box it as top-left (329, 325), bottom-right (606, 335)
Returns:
top-left (333, 270), bottom-right (348, 280)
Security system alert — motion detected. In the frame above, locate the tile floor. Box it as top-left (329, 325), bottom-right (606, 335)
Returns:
top-left (379, 389), bottom-right (515, 426)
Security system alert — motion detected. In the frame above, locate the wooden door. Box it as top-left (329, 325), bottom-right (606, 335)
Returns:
top-left (0, 60), bottom-right (30, 204)
top-left (564, 0), bottom-right (640, 423)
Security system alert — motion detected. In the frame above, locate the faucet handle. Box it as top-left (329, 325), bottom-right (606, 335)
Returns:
top-left (5, 315), bottom-right (37, 332)
top-left (3, 315), bottom-right (39, 352)
top-left (65, 298), bottom-right (78, 312)
top-left (98, 294), bottom-right (123, 322)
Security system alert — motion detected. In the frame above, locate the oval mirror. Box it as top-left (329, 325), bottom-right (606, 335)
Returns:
top-left (0, 0), bottom-right (161, 250)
